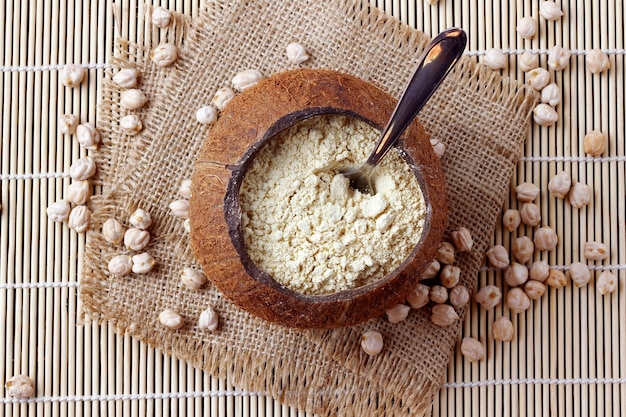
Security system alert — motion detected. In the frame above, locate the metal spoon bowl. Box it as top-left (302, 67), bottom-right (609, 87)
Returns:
top-left (342, 27), bottom-right (467, 194)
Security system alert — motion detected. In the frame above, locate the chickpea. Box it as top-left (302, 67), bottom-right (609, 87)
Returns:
top-left (506, 287), bottom-right (531, 313)
top-left (529, 260), bottom-right (550, 282)
top-left (461, 337), bottom-right (485, 362)
top-left (492, 317), bottom-right (514, 342)
top-left (524, 280), bottom-right (546, 299)
top-left (504, 262), bottom-right (529, 287)
top-left (440, 265), bottom-right (461, 289)
top-left (546, 268), bottom-right (567, 289)
top-left (520, 203), bottom-right (541, 227)
top-left (406, 283), bottom-right (430, 309)
top-left (567, 262), bottom-right (591, 288)
top-left (449, 286), bottom-right (470, 308)
top-left (512, 236), bottom-right (534, 264)
top-left (436, 242), bottom-right (456, 265)
top-left (475, 285), bottom-right (502, 310)
top-left (502, 209), bottom-right (521, 232)
top-left (486, 245), bottom-right (509, 269)
top-left (430, 285), bottom-right (448, 304)
top-left (431, 304), bottom-right (459, 327)
top-left (534, 226), bottom-right (558, 251)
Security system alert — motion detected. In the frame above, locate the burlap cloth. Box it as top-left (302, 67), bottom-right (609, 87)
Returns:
top-left (81, 1), bottom-right (538, 415)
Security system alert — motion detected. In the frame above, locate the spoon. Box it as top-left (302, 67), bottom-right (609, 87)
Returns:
top-left (343, 27), bottom-right (467, 194)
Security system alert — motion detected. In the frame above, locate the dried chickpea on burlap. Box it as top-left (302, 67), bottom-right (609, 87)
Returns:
top-left (81, 1), bottom-right (538, 415)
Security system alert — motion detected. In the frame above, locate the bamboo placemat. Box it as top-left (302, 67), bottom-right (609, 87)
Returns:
top-left (1, 1), bottom-right (624, 416)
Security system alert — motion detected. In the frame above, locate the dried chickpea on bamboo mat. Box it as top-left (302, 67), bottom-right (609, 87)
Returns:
top-left (80, 0), bottom-right (537, 415)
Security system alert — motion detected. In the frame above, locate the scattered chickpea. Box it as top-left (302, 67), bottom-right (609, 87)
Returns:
top-left (159, 308), bottom-right (184, 329)
top-left (483, 48), bottom-right (507, 70)
top-left (541, 83), bottom-right (561, 107)
top-left (506, 287), bottom-right (531, 313)
top-left (102, 218), bottom-right (125, 244)
top-left (526, 68), bottom-right (550, 91)
top-left (519, 52), bottom-right (539, 72)
top-left (76, 122), bottom-right (101, 150)
top-left (151, 6), bottom-right (172, 28)
top-left (124, 228), bottom-right (150, 251)
top-left (129, 208), bottom-right (152, 230)
top-left (120, 115), bottom-right (143, 135)
top-left (150, 43), bottom-right (178, 67)
top-left (406, 283), bottom-right (430, 309)
top-left (502, 209), bottom-right (521, 232)
top-left (59, 113), bottom-right (79, 135)
top-left (62, 64), bottom-right (86, 88)
top-left (195, 105), bottom-right (218, 125)
top-left (583, 130), bottom-right (607, 156)
top-left (449, 286), bottom-right (470, 308)
top-left (486, 245), bottom-right (509, 269)
top-left (422, 259), bottom-right (441, 279)
top-left (131, 252), bottom-right (156, 274)
top-left (450, 227), bottom-right (473, 252)
top-left (568, 262), bottom-right (591, 287)
top-left (5, 374), bottom-right (35, 399)
top-left (386, 303), bottom-right (411, 324)
top-left (529, 260), bottom-right (550, 282)
top-left (430, 285), bottom-right (448, 304)
top-left (545, 268), bottom-right (567, 289)
top-left (69, 155), bottom-right (97, 181)
top-left (524, 280), bottom-right (546, 299)
top-left (46, 199), bottom-right (71, 223)
top-left (107, 255), bottom-right (133, 277)
top-left (586, 49), bottom-right (611, 74)
top-left (516, 17), bottom-right (537, 39)
top-left (512, 236), bottom-right (534, 264)
top-left (179, 179), bottom-right (192, 199)
top-left (112, 68), bottom-right (138, 88)
top-left (232, 69), bottom-right (263, 91)
top-left (440, 265), bottom-right (461, 288)
top-left (66, 180), bottom-right (91, 205)
top-left (361, 330), bottom-right (384, 356)
top-left (180, 267), bottom-right (207, 291)
top-left (435, 241), bottom-right (455, 265)
top-left (539, 1), bottom-right (563, 20)
top-left (198, 306), bottom-right (219, 331)
top-left (568, 182), bottom-right (592, 208)
top-left (474, 285), bottom-right (502, 310)
top-left (211, 86), bottom-right (235, 111)
top-left (460, 337), bottom-right (485, 362)
top-left (547, 45), bottom-right (571, 71)
top-left (431, 304), bottom-right (459, 327)
top-left (120, 89), bottom-right (149, 110)
top-left (548, 171), bottom-right (572, 198)
top-left (534, 226), bottom-right (558, 251)
top-left (583, 241), bottom-right (609, 261)
top-left (183, 219), bottom-right (191, 233)
top-left (520, 202), bottom-right (541, 227)
top-left (169, 199), bottom-right (190, 219)
top-left (515, 182), bottom-right (540, 202)
top-left (596, 270), bottom-right (617, 295)
top-left (68, 205), bottom-right (91, 233)
top-left (505, 262), bottom-right (529, 287)
top-left (492, 317), bottom-right (514, 342)
top-left (533, 104), bottom-right (558, 127)
top-left (285, 42), bottom-right (310, 64)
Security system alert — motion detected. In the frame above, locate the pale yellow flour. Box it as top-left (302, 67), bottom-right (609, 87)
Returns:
top-left (239, 114), bottom-right (426, 295)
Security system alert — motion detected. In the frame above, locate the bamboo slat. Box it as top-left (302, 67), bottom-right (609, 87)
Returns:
top-left (0, 1), bottom-right (624, 416)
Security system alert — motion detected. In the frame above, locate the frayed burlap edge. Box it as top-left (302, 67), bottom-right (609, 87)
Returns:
top-left (81, 1), bottom-right (539, 416)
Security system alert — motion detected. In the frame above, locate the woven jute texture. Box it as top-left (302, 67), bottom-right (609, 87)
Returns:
top-left (81, 1), bottom-right (538, 415)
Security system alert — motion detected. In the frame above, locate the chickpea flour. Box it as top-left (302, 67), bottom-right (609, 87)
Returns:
top-left (239, 114), bottom-right (427, 295)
